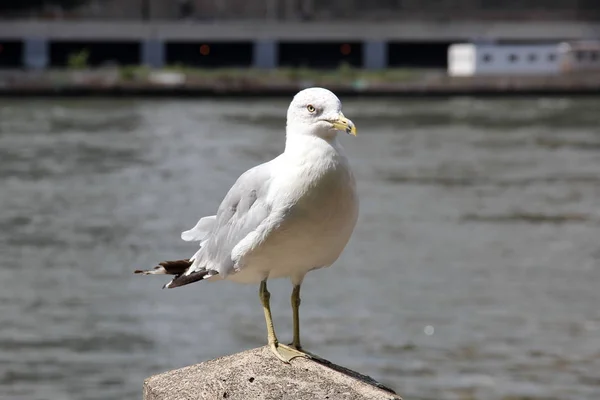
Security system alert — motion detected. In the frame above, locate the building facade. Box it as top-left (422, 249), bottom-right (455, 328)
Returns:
top-left (448, 43), bottom-right (561, 76)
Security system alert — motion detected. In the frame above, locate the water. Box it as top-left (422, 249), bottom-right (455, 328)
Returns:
top-left (1, 97), bottom-right (599, 400)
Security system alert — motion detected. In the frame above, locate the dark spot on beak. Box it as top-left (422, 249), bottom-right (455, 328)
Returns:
top-left (346, 122), bottom-right (355, 134)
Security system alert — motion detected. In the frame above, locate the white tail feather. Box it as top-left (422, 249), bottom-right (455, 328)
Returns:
top-left (181, 215), bottom-right (216, 242)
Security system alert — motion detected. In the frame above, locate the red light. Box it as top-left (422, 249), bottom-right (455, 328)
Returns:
top-left (199, 44), bottom-right (210, 56)
top-left (340, 44), bottom-right (351, 55)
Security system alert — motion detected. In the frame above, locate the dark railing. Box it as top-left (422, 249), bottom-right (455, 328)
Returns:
top-left (1, 0), bottom-right (600, 21)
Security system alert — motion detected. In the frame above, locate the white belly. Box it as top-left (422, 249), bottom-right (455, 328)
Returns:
top-left (227, 157), bottom-right (358, 284)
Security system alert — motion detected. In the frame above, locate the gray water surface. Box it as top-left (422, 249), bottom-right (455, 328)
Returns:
top-left (1, 97), bottom-right (599, 400)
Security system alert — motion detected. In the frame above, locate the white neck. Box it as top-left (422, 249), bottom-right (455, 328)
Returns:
top-left (285, 133), bottom-right (340, 155)
top-left (285, 124), bottom-right (338, 151)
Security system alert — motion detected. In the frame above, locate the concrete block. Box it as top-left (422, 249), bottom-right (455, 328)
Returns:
top-left (143, 346), bottom-right (401, 400)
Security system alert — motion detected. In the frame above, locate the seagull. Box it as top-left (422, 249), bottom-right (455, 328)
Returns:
top-left (135, 87), bottom-right (359, 362)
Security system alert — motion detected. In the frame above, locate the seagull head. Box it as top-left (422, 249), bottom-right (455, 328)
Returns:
top-left (286, 87), bottom-right (357, 140)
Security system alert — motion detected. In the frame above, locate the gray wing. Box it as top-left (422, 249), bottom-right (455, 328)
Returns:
top-left (186, 159), bottom-right (275, 276)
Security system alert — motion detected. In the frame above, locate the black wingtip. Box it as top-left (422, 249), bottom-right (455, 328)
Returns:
top-left (163, 270), bottom-right (218, 289)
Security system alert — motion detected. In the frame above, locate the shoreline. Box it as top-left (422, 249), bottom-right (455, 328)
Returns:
top-left (2, 68), bottom-right (600, 98)
top-left (3, 87), bottom-right (600, 98)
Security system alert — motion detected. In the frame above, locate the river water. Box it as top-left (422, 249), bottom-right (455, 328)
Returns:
top-left (0, 96), bottom-right (599, 400)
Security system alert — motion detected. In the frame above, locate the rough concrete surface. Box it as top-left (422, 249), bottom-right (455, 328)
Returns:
top-left (143, 346), bottom-right (401, 400)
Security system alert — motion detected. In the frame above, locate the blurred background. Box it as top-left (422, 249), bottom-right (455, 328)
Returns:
top-left (1, 2), bottom-right (600, 400)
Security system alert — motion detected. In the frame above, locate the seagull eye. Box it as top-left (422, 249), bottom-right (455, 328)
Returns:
top-left (306, 105), bottom-right (316, 113)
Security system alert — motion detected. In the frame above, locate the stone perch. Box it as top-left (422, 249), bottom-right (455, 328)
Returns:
top-left (143, 346), bottom-right (401, 400)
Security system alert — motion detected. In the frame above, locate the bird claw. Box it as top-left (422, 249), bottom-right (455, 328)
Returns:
top-left (269, 343), bottom-right (311, 363)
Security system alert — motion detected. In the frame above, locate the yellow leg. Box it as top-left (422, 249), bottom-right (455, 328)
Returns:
top-left (259, 280), bottom-right (279, 349)
top-left (288, 284), bottom-right (324, 361)
top-left (259, 280), bottom-right (307, 363)
top-left (291, 284), bottom-right (302, 349)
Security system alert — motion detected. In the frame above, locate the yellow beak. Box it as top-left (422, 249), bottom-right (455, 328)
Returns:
top-left (330, 112), bottom-right (357, 136)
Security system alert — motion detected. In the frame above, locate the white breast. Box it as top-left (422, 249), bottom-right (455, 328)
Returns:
top-left (229, 137), bottom-right (358, 284)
